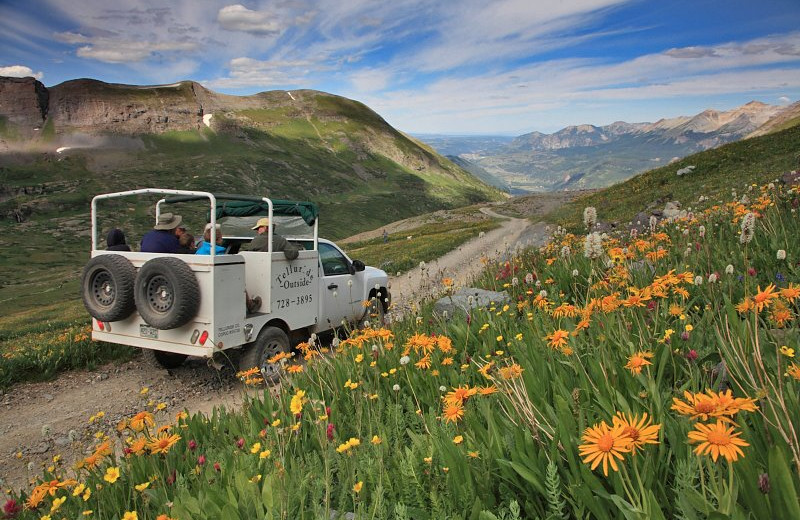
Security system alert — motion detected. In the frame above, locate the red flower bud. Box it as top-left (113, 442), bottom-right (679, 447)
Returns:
top-left (326, 423), bottom-right (335, 441)
top-left (3, 498), bottom-right (22, 518)
top-left (236, 437), bottom-right (245, 449)
top-left (686, 349), bottom-right (698, 362)
top-left (197, 455), bottom-right (206, 465)
top-left (758, 473), bottom-right (770, 494)
top-left (214, 462), bottom-right (221, 472)
top-left (188, 440), bottom-right (197, 451)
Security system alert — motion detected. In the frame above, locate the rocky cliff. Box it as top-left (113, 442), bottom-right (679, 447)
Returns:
top-left (0, 77), bottom-right (49, 132)
top-left (0, 77), bottom-right (314, 136)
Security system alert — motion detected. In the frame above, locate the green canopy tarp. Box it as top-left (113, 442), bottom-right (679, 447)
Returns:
top-left (163, 193), bottom-right (319, 226)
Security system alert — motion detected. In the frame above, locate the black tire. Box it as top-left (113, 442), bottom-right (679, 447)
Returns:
top-left (81, 254), bottom-right (137, 322)
top-left (239, 326), bottom-right (290, 385)
top-left (135, 257), bottom-right (200, 330)
top-left (141, 348), bottom-right (188, 369)
top-left (360, 290), bottom-right (386, 328)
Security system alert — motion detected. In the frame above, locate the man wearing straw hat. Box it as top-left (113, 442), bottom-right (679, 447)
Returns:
top-left (140, 212), bottom-right (185, 253)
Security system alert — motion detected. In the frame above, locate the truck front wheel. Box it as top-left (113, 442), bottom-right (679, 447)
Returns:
top-left (360, 291), bottom-right (386, 328)
top-left (240, 326), bottom-right (290, 386)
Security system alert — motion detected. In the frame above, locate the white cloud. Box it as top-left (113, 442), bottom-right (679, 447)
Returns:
top-left (217, 4), bottom-right (281, 35)
top-left (204, 56), bottom-right (316, 89)
top-left (0, 65), bottom-right (43, 79)
top-left (349, 68), bottom-right (391, 92)
top-left (778, 96), bottom-right (792, 104)
top-left (73, 39), bottom-right (199, 64)
top-left (350, 32), bottom-right (800, 133)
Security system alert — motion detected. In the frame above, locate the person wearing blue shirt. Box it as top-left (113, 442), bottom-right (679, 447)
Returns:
top-left (141, 213), bottom-right (184, 253)
top-left (195, 223), bottom-right (226, 255)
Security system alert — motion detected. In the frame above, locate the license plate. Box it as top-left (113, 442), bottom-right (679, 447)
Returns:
top-left (139, 325), bottom-right (158, 339)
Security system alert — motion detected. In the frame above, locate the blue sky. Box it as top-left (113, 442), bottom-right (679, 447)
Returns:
top-left (1, 0), bottom-right (799, 134)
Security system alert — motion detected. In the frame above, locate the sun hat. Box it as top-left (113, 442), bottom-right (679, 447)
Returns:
top-left (154, 212), bottom-right (182, 230)
top-left (252, 217), bottom-right (270, 230)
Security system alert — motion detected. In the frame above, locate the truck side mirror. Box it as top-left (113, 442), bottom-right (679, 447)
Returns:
top-left (352, 260), bottom-right (366, 272)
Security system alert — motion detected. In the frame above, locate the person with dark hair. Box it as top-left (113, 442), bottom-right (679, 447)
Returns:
top-left (141, 212), bottom-right (183, 253)
top-left (106, 228), bottom-right (131, 251)
top-left (176, 232), bottom-right (196, 254)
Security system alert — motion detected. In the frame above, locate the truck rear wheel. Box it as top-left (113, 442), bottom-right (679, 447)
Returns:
top-left (81, 254), bottom-right (137, 322)
top-left (141, 348), bottom-right (188, 369)
top-left (135, 257), bottom-right (200, 330)
top-left (240, 326), bottom-right (290, 386)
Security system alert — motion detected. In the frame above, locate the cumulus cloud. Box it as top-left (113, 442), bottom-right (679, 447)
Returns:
top-left (778, 96), bottom-right (791, 104)
top-left (204, 56), bottom-right (315, 89)
top-left (0, 65), bottom-right (43, 79)
top-left (217, 4), bottom-right (281, 34)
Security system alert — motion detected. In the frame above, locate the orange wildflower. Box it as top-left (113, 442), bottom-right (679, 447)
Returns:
top-left (735, 297), bottom-right (754, 314)
top-left (545, 329), bottom-right (569, 349)
top-left (148, 432), bottom-right (181, 455)
top-left (445, 385), bottom-right (477, 405)
top-left (442, 402), bottom-right (465, 423)
top-left (752, 284), bottom-right (779, 312)
top-left (129, 411), bottom-right (155, 432)
top-left (688, 420), bottom-right (749, 462)
top-left (624, 351), bottom-right (654, 375)
top-left (578, 421), bottom-right (633, 476)
top-left (780, 283), bottom-right (800, 302)
top-left (612, 412), bottom-right (660, 454)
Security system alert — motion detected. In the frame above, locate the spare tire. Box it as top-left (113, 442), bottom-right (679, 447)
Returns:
top-left (135, 257), bottom-right (200, 330)
top-left (81, 254), bottom-right (137, 322)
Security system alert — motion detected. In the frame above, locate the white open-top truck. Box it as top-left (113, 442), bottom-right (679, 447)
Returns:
top-left (82, 189), bottom-right (391, 383)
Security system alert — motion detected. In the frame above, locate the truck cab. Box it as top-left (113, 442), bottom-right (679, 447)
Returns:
top-left (82, 189), bottom-right (390, 383)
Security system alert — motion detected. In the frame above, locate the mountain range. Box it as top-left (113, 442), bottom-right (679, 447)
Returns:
top-left (419, 101), bottom-right (797, 192)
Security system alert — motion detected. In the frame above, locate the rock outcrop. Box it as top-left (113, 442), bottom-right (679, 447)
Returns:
top-left (0, 77), bottom-right (48, 132)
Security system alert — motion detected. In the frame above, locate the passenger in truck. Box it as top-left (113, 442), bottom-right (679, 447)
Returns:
top-left (248, 217), bottom-right (300, 260)
top-left (195, 223), bottom-right (226, 255)
top-left (140, 213), bottom-right (183, 253)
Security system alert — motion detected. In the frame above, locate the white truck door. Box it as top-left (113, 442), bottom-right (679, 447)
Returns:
top-left (319, 242), bottom-right (364, 329)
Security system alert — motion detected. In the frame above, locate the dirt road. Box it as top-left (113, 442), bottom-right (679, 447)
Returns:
top-left (387, 209), bottom-right (548, 318)
top-left (0, 206), bottom-right (552, 495)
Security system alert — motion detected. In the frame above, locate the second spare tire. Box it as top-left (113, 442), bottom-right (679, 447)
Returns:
top-left (135, 257), bottom-right (200, 330)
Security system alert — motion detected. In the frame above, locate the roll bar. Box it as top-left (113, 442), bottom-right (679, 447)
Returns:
top-left (91, 189), bottom-right (317, 255)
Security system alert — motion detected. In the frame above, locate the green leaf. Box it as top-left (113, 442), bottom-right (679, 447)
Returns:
top-left (768, 445), bottom-right (800, 518)
top-left (607, 493), bottom-right (646, 520)
top-left (506, 461), bottom-right (546, 496)
top-left (643, 490), bottom-right (667, 520)
top-left (221, 503), bottom-right (243, 520)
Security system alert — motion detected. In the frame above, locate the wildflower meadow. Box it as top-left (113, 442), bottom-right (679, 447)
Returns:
top-left (3, 181), bottom-right (800, 519)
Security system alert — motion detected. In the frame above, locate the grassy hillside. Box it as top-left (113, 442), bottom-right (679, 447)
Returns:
top-left (547, 123), bottom-right (800, 230)
top-left (0, 88), bottom-right (502, 317)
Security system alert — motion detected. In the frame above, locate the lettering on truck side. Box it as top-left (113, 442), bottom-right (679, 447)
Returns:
top-left (217, 323), bottom-right (242, 338)
top-left (275, 265), bottom-right (315, 289)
